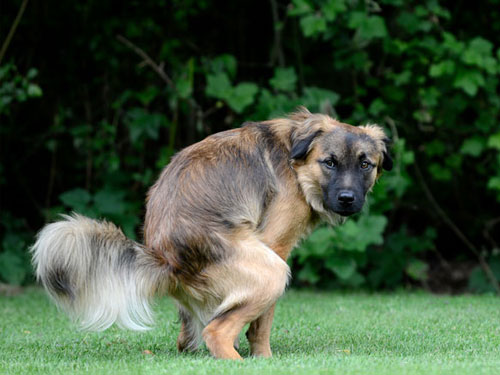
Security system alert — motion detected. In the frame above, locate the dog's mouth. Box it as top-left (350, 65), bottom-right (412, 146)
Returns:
top-left (331, 208), bottom-right (360, 217)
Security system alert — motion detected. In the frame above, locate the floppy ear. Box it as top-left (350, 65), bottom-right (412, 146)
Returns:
top-left (382, 151), bottom-right (393, 171)
top-left (290, 130), bottom-right (322, 160)
top-left (382, 138), bottom-right (393, 171)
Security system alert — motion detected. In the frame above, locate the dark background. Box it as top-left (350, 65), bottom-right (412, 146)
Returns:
top-left (1, 0), bottom-right (500, 292)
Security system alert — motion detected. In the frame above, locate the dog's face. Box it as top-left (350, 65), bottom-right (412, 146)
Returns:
top-left (290, 113), bottom-right (392, 220)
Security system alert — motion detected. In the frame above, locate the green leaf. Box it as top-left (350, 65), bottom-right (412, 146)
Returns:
top-left (205, 72), bottom-right (232, 99)
top-left (368, 98), bottom-right (387, 116)
top-left (325, 255), bottom-right (356, 279)
top-left (487, 132), bottom-right (500, 150)
top-left (226, 82), bottom-right (258, 113)
top-left (487, 176), bottom-right (500, 191)
top-left (270, 67), bottom-right (297, 92)
top-left (176, 77), bottom-right (192, 99)
top-left (300, 14), bottom-right (327, 37)
top-left (297, 262), bottom-right (321, 284)
top-left (289, 0), bottom-right (313, 16)
top-left (27, 83), bottom-right (43, 97)
top-left (26, 68), bottom-right (38, 79)
top-left (210, 54), bottom-right (237, 79)
top-left (125, 108), bottom-right (167, 143)
top-left (406, 259), bottom-right (428, 281)
top-left (94, 190), bottom-right (126, 215)
top-left (135, 86), bottom-right (159, 105)
top-left (301, 227), bottom-right (335, 258)
top-left (336, 215), bottom-right (388, 252)
top-left (428, 163), bottom-right (452, 181)
top-left (357, 16), bottom-right (388, 40)
top-left (453, 69), bottom-right (485, 96)
top-left (462, 37), bottom-right (494, 68)
top-left (0, 250), bottom-right (27, 285)
top-left (429, 60), bottom-right (455, 77)
top-left (301, 87), bottom-right (340, 112)
top-left (59, 188), bottom-right (91, 211)
top-left (460, 137), bottom-right (486, 157)
top-left (322, 0), bottom-right (346, 21)
top-left (425, 140), bottom-right (446, 156)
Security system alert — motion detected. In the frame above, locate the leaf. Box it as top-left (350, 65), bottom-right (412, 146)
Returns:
top-left (428, 163), bottom-right (452, 181)
top-left (460, 137), bottom-right (486, 157)
top-left (209, 54), bottom-right (237, 79)
top-left (289, 0), bottom-right (313, 16)
top-left (301, 87), bottom-right (340, 112)
top-left (462, 37), bottom-right (494, 67)
top-left (300, 14), bottom-right (327, 37)
top-left (453, 69), bottom-right (485, 96)
top-left (270, 67), bottom-right (297, 92)
top-left (322, 0), bottom-right (346, 21)
top-left (226, 82), bottom-right (258, 113)
top-left (336, 215), bottom-right (388, 252)
top-left (425, 140), bottom-right (446, 156)
top-left (0, 250), bottom-right (26, 285)
top-left (406, 259), bottom-right (428, 281)
top-left (325, 255), bottom-right (356, 279)
top-left (176, 77), bottom-right (192, 99)
top-left (487, 176), bottom-right (500, 191)
top-left (205, 72), bottom-right (232, 100)
top-left (368, 98), bottom-right (387, 116)
top-left (125, 108), bottom-right (168, 143)
top-left (429, 60), bottom-right (455, 77)
top-left (135, 86), bottom-right (159, 105)
top-left (94, 190), bottom-right (126, 215)
top-left (27, 83), bottom-right (43, 97)
top-left (487, 132), bottom-right (500, 150)
top-left (297, 262), bottom-right (321, 284)
top-left (300, 227), bottom-right (335, 259)
top-left (357, 16), bottom-right (388, 40)
top-left (59, 188), bottom-right (92, 211)
top-left (26, 68), bottom-right (38, 79)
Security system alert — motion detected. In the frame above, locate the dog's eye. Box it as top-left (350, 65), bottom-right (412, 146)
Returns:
top-left (324, 159), bottom-right (336, 168)
top-left (360, 161), bottom-right (371, 169)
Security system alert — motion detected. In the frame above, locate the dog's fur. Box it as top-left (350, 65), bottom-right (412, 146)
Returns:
top-left (31, 108), bottom-right (392, 360)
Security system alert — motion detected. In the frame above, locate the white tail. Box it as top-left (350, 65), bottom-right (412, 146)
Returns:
top-left (31, 214), bottom-right (164, 331)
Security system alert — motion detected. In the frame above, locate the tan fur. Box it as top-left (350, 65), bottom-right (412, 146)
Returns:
top-left (31, 108), bottom-right (390, 360)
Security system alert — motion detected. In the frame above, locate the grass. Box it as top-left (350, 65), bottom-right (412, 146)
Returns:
top-left (0, 289), bottom-right (499, 375)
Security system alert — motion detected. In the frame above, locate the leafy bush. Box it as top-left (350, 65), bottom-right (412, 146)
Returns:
top-left (1, 0), bottom-right (500, 291)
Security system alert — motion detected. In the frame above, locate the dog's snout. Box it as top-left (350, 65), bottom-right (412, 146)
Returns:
top-left (338, 191), bottom-right (355, 205)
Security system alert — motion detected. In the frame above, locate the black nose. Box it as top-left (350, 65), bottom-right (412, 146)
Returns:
top-left (338, 191), bottom-right (355, 205)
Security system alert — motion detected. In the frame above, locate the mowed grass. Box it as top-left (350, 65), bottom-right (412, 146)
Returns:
top-left (1, 289), bottom-right (499, 375)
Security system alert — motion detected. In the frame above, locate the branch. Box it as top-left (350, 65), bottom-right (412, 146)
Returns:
top-left (0, 0), bottom-right (29, 64)
top-left (116, 34), bottom-right (175, 89)
top-left (269, 0), bottom-right (285, 67)
top-left (413, 161), bottom-right (500, 295)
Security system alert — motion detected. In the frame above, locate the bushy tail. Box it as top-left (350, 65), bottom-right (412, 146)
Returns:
top-left (31, 214), bottom-right (167, 331)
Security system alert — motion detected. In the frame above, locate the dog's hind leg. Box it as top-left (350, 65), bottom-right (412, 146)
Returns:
top-left (176, 307), bottom-right (203, 352)
top-left (201, 237), bottom-right (290, 359)
top-left (246, 303), bottom-right (276, 357)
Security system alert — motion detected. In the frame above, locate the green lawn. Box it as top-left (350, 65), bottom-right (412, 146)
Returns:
top-left (0, 288), bottom-right (499, 375)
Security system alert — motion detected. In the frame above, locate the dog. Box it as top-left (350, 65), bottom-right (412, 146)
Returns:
top-left (31, 108), bottom-right (392, 360)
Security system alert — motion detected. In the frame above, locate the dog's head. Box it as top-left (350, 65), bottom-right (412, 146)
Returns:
top-left (289, 108), bottom-right (392, 221)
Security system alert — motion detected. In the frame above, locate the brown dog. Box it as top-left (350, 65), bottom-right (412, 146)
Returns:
top-left (31, 108), bottom-right (392, 360)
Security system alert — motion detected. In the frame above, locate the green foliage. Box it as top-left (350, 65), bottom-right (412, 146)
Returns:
top-left (468, 256), bottom-right (500, 293)
top-left (1, 0), bottom-right (500, 292)
top-left (0, 63), bottom-right (42, 115)
top-left (0, 213), bottom-right (32, 285)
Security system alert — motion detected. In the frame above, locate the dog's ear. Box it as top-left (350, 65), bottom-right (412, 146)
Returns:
top-left (290, 130), bottom-right (322, 160)
top-left (359, 125), bottom-right (393, 172)
top-left (382, 138), bottom-right (393, 171)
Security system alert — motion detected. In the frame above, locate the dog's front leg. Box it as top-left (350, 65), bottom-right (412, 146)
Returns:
top-left (246, 303), bottom-right (276, 358)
